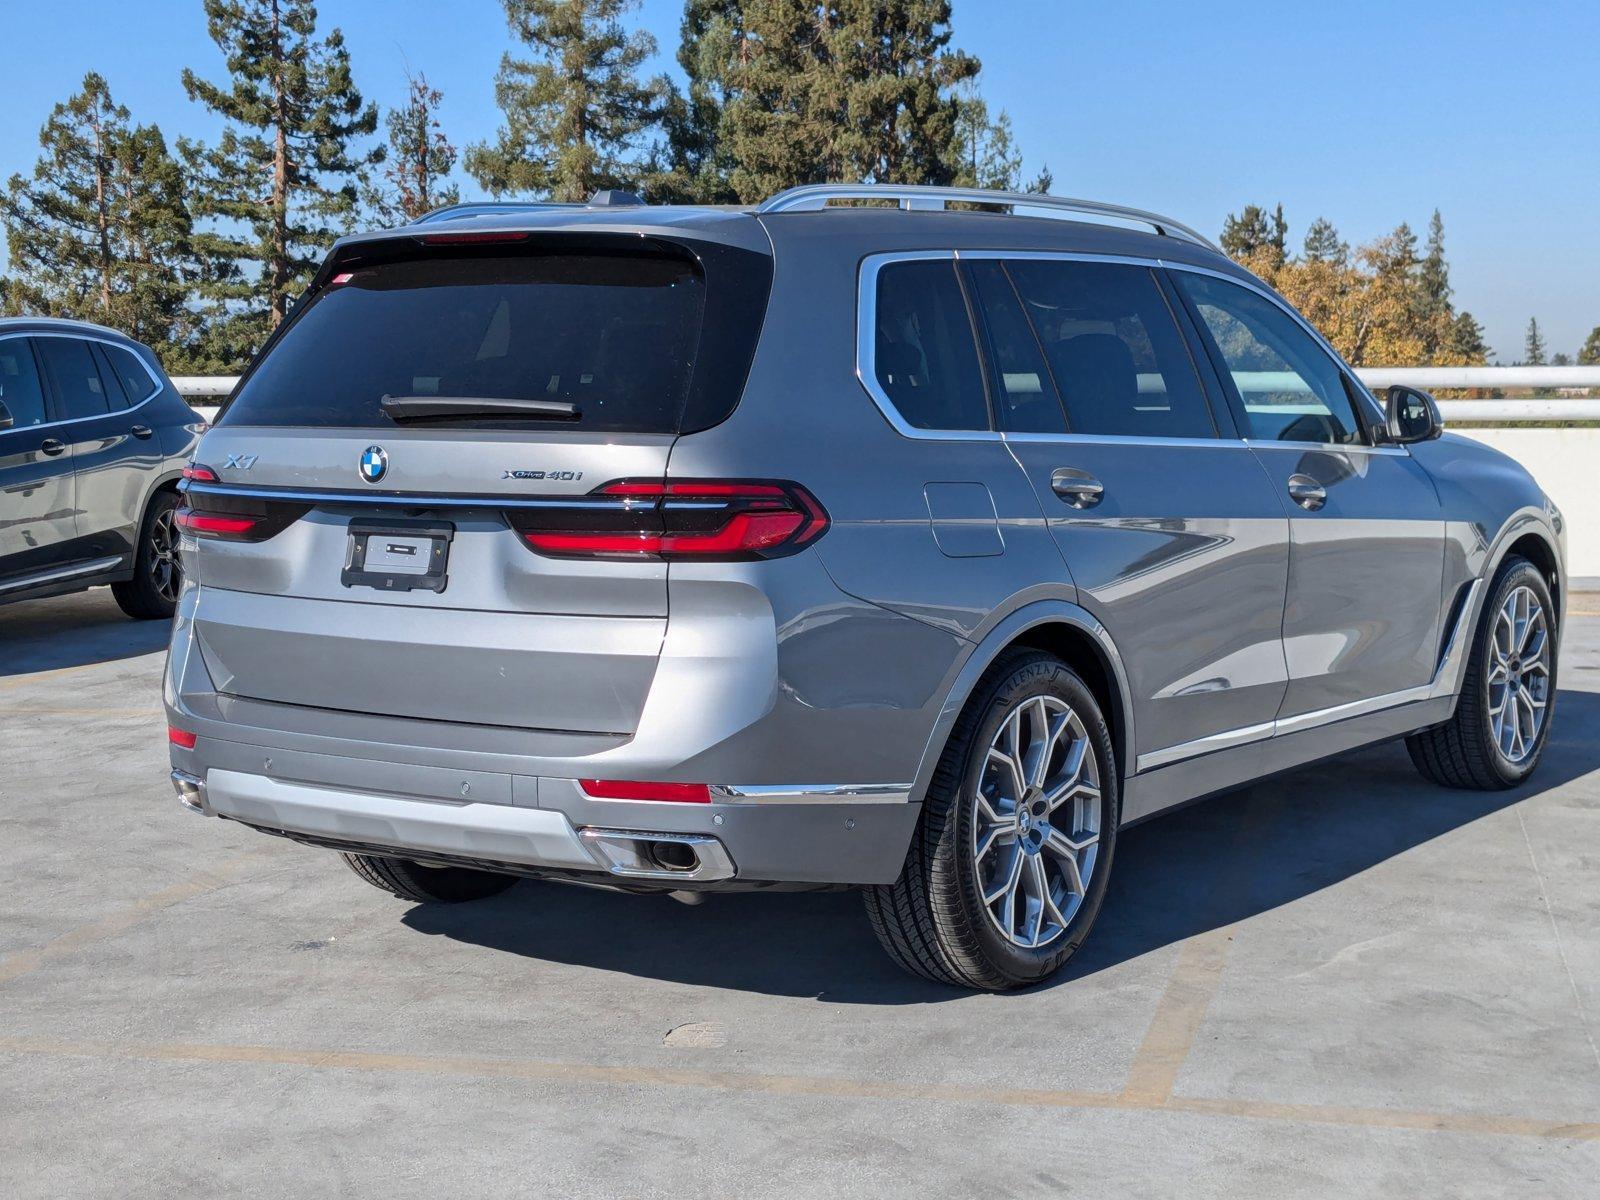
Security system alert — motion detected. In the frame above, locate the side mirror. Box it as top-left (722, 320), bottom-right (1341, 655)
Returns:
top-left (0, 398), bottom-right (13, 431)
top-left (1384, 385), bottom-right (1442, 444)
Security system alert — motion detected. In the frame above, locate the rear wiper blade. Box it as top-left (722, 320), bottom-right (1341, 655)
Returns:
top-left (380, 395), bottom-right (581, 422)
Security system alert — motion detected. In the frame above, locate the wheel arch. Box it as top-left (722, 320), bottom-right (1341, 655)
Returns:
top-left (910, 601), bottom-right (1137, 805)
top-left (1480, 509), bottom-right (1565, 629)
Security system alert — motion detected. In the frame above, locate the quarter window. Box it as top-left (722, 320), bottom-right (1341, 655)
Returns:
top-left (872, 259), bottom-right (990, 432)
top-left (1004, 261), bottom-right (1216, 439)
top-left (1176, 273), bottom-right (1366, 445)
top-left (36, 337), bottom-right (112, 420)
top-left (0, 339), bottom-right (48, 429)
top-left (102, 343), bottom-right (157, 404)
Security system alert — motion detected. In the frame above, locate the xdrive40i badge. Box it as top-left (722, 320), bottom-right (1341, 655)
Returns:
top-left (502, 470), bottom-right (582, 481)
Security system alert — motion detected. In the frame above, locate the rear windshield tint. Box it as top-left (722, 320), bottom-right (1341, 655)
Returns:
top-left (221, 252), bottom-right (707, 433)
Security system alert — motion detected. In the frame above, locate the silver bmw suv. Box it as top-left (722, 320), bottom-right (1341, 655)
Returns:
top-left (167, 184), bottom-right (1565, 990)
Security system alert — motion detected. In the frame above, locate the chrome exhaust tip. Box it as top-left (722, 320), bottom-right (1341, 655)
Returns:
top-left (171, 769), bottom-right (209, 815)
top-left (577, 828), bottom-right (735, 882)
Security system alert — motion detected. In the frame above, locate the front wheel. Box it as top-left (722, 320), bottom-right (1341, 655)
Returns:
top-left (865, 649), bottom-right (1120, 991)
top-left (1407, 555), bottom-right (1558, 790)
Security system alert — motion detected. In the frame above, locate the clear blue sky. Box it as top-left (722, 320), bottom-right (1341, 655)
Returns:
top-left (3, 0), bottom-right (1596, 359)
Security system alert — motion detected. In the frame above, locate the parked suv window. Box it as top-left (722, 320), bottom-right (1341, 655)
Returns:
top-left (873, 259), bottom-right (990, 432)
top-left (222, 251), bottom-right (710, 434)
top-left (1176, 272), bottom-right (1365, 445)
top-left (964, 260), bottom-right (1066, 434)
top-left (36, 336), bottom-right (112, 420)
top-left (1005, 261), bottom-right (1215, 439)
top-left (0, 339), bottom-right (48, 429)
top-left (101, 343), bottom-right (157, 404)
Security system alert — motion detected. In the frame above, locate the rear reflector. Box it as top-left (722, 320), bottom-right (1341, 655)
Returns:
top-left (175, 509), bottom-right (260, 537)
top-left (514, 479), bottom-right (828, 562)
top-left (168, 726), bottom-right (197, 749)
top-left (579, 779), bottom-right (712, 803)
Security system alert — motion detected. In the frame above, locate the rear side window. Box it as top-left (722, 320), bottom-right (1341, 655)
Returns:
top-left (102, 344), bottom-right (158, 404)
top-left (223, 252), bottom-right (709, 434)
top-left (0, 339), bottom-right (48, 429)
top-left (36, 337), bottom-right (112, 420)
top-left (1004, 261), bottom-right (1216, 439)
top-left (872, 259), bottom-right (990, 432)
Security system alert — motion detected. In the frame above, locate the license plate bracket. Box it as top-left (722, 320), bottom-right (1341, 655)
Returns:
top-left (341, 517), bottom-right (454, 594)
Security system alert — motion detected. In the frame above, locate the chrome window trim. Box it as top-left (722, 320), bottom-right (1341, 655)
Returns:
top-left (855, 248), bottom-right (1392, 453)
top-left (0, 329), bottom-right (164, 433)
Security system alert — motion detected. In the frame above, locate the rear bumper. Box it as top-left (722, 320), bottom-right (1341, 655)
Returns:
top-left (169, 739), bottom-right (921, 887)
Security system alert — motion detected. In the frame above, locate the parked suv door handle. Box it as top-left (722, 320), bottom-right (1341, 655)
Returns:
top-left (130, 424), bottom-right (153, 439)
top-left (1050, 467), bottom-right (1105, 509)
top-left (1287, 474), bottom-right (1326, 511)
top-left (40, 438), bottom-right (66, 457)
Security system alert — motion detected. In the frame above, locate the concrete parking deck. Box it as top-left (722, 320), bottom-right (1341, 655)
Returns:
top-left (2, 589), bottom-right (1598, 1197)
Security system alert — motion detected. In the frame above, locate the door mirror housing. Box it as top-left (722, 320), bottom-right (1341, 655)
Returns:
top-left (0, 398), bottom-right (13, 431)
top-left (1384, 385), bottom-right (1442, 444)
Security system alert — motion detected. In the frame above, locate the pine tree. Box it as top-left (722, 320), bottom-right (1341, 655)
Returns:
top-left (723, 0), bottom-right (840, 201)
top-left (1221, 205), bottom-right (1274, 259)
top-left (827, 0), bottom-right (979, 186)
top-left (1447, 311), bottom-right (1490, 363)
top-left (1, 73), bottom-right (194, 348)
top-left (1524, 317), bottom-right (1546, 365)
top-left (180, 0), bottom-right (382, 358)
top-left (1578, 326), bottom-right (1600, 366)
top-left (1419, 210), bottom-right (1450, 318)
top-left (1302, 217), bottom-right (1348, 264)
top-left (646, 0), bottom-right (744, 203)
top-left (465, 0), bottom-right (668, 203)
top-left (950, 85), bottom-right (1021, 190)
top-left (368, 72), bottom-right (459, 225)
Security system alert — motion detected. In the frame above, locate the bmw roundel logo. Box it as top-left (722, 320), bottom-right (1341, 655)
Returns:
top-left (359, 445), bottom-right (388, 484)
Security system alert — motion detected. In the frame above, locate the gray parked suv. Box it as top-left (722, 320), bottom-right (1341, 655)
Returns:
top-left (166, 185), bottom-right (1565, 990)
top-left (1, 318), bottom-right (198, 618)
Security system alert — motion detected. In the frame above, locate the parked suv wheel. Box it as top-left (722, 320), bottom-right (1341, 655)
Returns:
top-left (1407, 555), bottom-right (1557, 790)
top-left (865, 649), bottom-right (1119, 990)
top-left (341, 852), bottom-right (519, 903)
top-left (112, 490), bottom-right (182, 620)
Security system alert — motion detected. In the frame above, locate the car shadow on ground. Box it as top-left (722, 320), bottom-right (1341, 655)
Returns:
top-left (404, 686), bottom-right (1600, 1006)
top-left (0, 589), bottom-right (170, 677)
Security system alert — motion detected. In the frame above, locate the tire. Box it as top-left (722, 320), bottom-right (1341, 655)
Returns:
top-left (112, 490), bottom-right (182, 620)
top-left (341, 852), bottom-right (519, 903)
top-left (1407, 555), bottom-right (1558, 790)
top-left (865, 649), bottom-right (1120, 991)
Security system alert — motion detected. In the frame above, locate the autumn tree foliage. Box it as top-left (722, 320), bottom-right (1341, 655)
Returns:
top-left (1222, 206), bottom-right (1490, 367)
top-left (369, 73), bottom-right (460, 224)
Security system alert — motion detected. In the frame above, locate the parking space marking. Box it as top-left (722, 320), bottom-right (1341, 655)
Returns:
top-left (0, 707), bottom-right (159, 718)
top-left (0, 660), bottom-right (140, 693)
top-left (1121, 925), bottom-right (1235, 1104)
top-left (1516, 808), bottom-right (1600, 1073)
top-left (0, 1034), bottom-right (1593, 1142)
top-left (0, 852), bottom-right (269, 987)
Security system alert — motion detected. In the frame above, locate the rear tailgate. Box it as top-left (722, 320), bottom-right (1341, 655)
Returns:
top-left (182, 228), bottom-right (771, 734)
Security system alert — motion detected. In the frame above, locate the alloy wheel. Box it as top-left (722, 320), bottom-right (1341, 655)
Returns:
top-left (149, 505), bottom-right (181, 605)
top-left (1487, 584), bottom-right (1551, 765)
top-left (972, 694), bottom-right (1101, 950)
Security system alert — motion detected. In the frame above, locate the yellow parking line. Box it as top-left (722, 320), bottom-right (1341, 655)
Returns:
top-left (0, 1034), bottom-right (1592, 1141)
top-left (1121, 926), bottom-right (1235, 1104)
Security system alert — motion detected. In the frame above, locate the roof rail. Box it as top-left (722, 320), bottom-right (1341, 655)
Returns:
top-left (410, 201), bottom-right (585, 225)
top-left (756, 184), bottom-right (1217, 250)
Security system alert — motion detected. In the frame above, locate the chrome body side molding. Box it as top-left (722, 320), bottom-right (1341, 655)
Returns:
top-left (0, 555), bottom-right (124, 595)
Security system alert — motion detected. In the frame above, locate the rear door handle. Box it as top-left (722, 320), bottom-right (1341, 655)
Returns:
top-left (40, 438), bottom-right (66, 457)
top-left (1050, 467), bottom-right (1105, 509)
top-left (1286, 474), bottom-right (1326, 511)
top-left (130, 424), bottom-right (153, 439)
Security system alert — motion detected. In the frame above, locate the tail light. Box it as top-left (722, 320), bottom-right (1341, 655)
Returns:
top-left (174, 488), bottom-right (311, 543)
top-left (514, 479), bottom-right (828, 561)
top-left (175, 509), bottom-right (261, 537)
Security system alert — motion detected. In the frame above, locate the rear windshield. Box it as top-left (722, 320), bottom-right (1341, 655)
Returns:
top-left (220, 251), bottom-right (707, 433)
